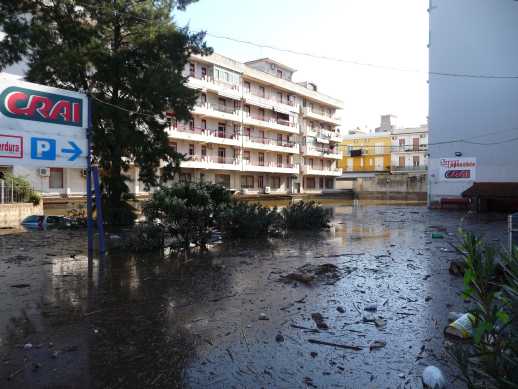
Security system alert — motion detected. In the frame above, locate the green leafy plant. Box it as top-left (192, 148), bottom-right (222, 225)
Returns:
top-left (449, 231), bottom-right (518, 388)
top-left (281, 200), bottom-right (331, 230)
top-left (217, 200), bottom-right (282, 239)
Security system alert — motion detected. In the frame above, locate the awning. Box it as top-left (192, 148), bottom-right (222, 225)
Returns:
top-left (462, 182), bottom-right (518, 198)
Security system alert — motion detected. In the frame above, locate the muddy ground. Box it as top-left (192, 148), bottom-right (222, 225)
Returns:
top-left (0, 204), bottom-right (509, 388)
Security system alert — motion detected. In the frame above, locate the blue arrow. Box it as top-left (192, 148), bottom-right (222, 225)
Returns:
top-left (61, 141), bottom-right (82, 161)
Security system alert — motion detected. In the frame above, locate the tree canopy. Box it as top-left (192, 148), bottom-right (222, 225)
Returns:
top-left (0, 0), bottom-right (211, 224)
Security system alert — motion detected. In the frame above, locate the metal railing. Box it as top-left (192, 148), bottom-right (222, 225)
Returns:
top-left (170, 125), bottom-right (239, 140)
top-left (243, 135), bottom-right (297, 148)
top-left (0, 179), bottom-right (39, 204)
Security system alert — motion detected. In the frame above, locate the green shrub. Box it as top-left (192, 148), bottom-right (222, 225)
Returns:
top-left (127, 223), bottom-right (164, 252)
top-left (281, 200), bottom-right (331, 230)
top-left (448, 232), bottom-right (518, 388)
top-left (29, 192), bottom-right (41, 206)
top-left (217, 201), bottom-right (282, 239)
top-left (143, 182), bottom-right (230, 253)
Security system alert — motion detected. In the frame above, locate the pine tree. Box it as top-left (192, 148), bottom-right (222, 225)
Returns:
top-left (0, 0), bottom-right (211, 224)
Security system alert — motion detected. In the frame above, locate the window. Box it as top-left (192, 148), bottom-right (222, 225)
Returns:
top-left (189, 144), bottom-right (195, 156)
top-left (305, 177), bottom-right (316, 189)
top-left (277, 154), bottom-right (283, 167)
top-left (244, 127), bottom-right (251, 139)
top-left (219, 97), bottom-right (226, 106)
top-left (259, 86), bottom-right (265, 97)
top-left (308, 158), bottom-right (314, 168)
top-left (199, 173), bottom-right (205, 182)
top-left (215, 174), bottom-right (230, 188)
top-left (399, 138), bottom-right (405, 149)
top-left (218, 123), bottom-right (226, 138)
top-left (234, 100), bottom-right (240, 110)
top-left (189, 119), bottom-right (194, 130)
top-left (241, 175), bottom-right (254, 189)
top-left (399, 156), bottom-right (405, 167)
top-left (258, 152), bottom-right (265, 166)
top-left (170, 142), bottom-right (177, 152)
top-left (49, 168), bottom-right (63, 189)
top-left (319, 177), bottom-right (324, 188)
top-left (277, 134), bottom-right (283, 146)
top-left (218, 148), bottom-right (226, 163)
top-left (258, 176), bottom-right (264, 188)
top-left (325, 178), bottom-right (334, 189)
top-left (258, 108), bottom-right (265, 120)
top-left (277, 91), bottom-right (283, 103)
top-left (413, 137), bottom-right (419, 151)
top-left (189, 62), bottom-right (195, 77)
top-left (243, 151), bottom-right (250, 162)
top-left (201, 67), bottom-right (207, 78)
top-left (259, 130), bottom-right (265, 142)
top-left (413, 156), bottom-right (420, 166)
top-left (244, 81), bottom-right (251, 93)
top-left (244, 105), bottom-right (251, 115)
top-left (201, 145), bottom-right (207, 156)
top-left (201, 119), bottom-right (207, 129)
top-left (277, 69), bottom-right (283, 78)
top-left (271, 176), bottom-right (281, 189)
top-left (201, 93), bottom-right (207, 103)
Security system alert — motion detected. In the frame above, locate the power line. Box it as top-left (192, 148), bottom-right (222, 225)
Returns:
top-left (72, 2), bottom-right (518, 79)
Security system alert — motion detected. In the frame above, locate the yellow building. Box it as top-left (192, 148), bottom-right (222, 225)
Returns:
top-left (338, 132), bottom-right (392, 173)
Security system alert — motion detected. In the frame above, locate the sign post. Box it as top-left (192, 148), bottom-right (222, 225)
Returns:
top-left (0, 74), bottom-right (105, 266)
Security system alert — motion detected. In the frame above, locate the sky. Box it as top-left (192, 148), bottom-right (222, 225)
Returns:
top-left (176, 0), bottom-right (429, 131)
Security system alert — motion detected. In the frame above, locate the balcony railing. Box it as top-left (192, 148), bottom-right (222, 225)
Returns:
top-left (243, 135), bottom-right (297, 149)
top-left (186, 156), bottom-right (240, 165)
top-left (244, 90), bottom-right (296, 107)
top-left (392, 145), bottom-right (428, 153)
top-left (170, 125), bottom-right (239, 140)
top-left (244, 160), bottom-right (297, 169)
top-left (244, 113), bottom-right (298, 129)
top-left (391, 165), bottom-right (428, 172)
top-left (189, 75), bottom-right (241, 93)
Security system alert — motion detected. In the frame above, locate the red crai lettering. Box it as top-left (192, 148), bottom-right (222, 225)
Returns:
top-left (5, 91), bottom-right (29, 115)
top-left (73, 102), bottom-right (80, 123)
top-left (49, 100), bottom-right (72, 122)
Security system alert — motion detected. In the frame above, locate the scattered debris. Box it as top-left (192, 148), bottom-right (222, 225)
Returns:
top-left (444, 313), bottom-right (474, 339)
top-left (290, 324), bottom-right (320, 333)
top-left (310, 351), bottom-right (318, 358)
top-left (423, 274), bottom-right (431, 280)
top-left (422, 366), bottom-right (446, 388)
top-left (363, 314), bottom-right (376, 323)
top-left (447, 312), bottom-right (463, 323)
top-left (23, 343), bottom-right (33, 350)
top-left (307, 339), bottom-right (362, 351)
top-left (10, 284), bottom-right (31, 288)
top-left (258, 313), bottom-right (269, 321)
top-left (425, 296), bottom-right (432, 302)
top-left (275, 334), bottom-right (284, 342)
top-left (281, 263), bottom-right (347, 285)
top-left (336, 306), bottom-right (345, 313)
top-left (369, 340), bottom-right (386, 351)
top-left (374, 319), bottom-right (387, 328)
top-left (364, 304), bottom-right (377, 312)
top-left (431, 232), bottom-right (444, 239)
top-left (311, 313), bottom-right (329, 330)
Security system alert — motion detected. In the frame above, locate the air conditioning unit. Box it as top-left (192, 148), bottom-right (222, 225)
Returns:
top-left (81, 168), bottom-right (88, 177)
top-left (38, 168), bottom-right (50, 177)
top-left (264, 186), bottom-right (271, 194)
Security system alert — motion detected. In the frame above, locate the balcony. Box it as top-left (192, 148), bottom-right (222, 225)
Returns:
top-left (192, 102), bottom-right (241, 122)
top-left (302, 165), bottom-right (342, 176)
top-left (242, 135), bottom-right (300, 154)
top-left (167, 125), bottom-right (241, 147)
top-left (181, 156), bottom-right (241, 171)
top-left (302, 146), bottom-right (342, 159)
top-left (186, 76), bottom-right (241, 100)
top-left (243, 90), bottom-right (298, 114)
top-left (243, 160), bottom-right (299, 174)
top-left (392, 145), bottom-right (428, 153)
top-left (242, 113), bottom-right (299, 134)
top-left (302, 107), bottom-right (341, 125)
top-left (391, 165), bottom-right (428, 173)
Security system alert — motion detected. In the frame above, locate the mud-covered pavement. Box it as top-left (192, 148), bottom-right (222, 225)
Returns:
top-left (0, 204), bottom-right (509, 388)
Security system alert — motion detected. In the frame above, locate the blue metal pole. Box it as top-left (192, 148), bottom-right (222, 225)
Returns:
top-left (86, 97), bottom-right (94, 267)
top-left (92, 166), bottom-right (106, 254)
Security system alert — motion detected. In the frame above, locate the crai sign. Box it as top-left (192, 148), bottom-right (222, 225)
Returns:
top-left (0, 75), bottom-right (88, 168)
top-left (439, 157), bottom-right (476, 181)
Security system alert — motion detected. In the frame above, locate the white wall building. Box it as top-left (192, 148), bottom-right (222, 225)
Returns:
top-left (390, 125), bottom-right (428, 174)
top-left (428, 0), bottom-right (518, 203)
top-left (1, 53), bottom-right (343, 197)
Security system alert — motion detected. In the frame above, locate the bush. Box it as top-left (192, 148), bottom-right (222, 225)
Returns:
top-left (29, 192), bottom-right (41, 206)
top-left (281, 200), bottom-right (331, 230)
top-left (126, 223), bottom-right (165, 252)
top-left (217, 201), bottom-right (282, 239)
top-left (448, 232), bottom-right (518, 388)
top-left (143, 182), bottom-right (230, 253)
top-left (102, 200), bottom-right (137, 226)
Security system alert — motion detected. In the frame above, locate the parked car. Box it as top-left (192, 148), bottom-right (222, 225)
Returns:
top-left (21, 215), bottom-right (72, 230)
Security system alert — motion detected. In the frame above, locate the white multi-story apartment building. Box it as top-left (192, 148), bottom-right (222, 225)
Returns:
top-left (0, 53), bottom-right (343, 197)
top-left (390, 125), bottom-right (428, 174)
top-left (139, 53), bottom-right (343, 195)
top-left (428, 0), bottom-right (518, 204)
